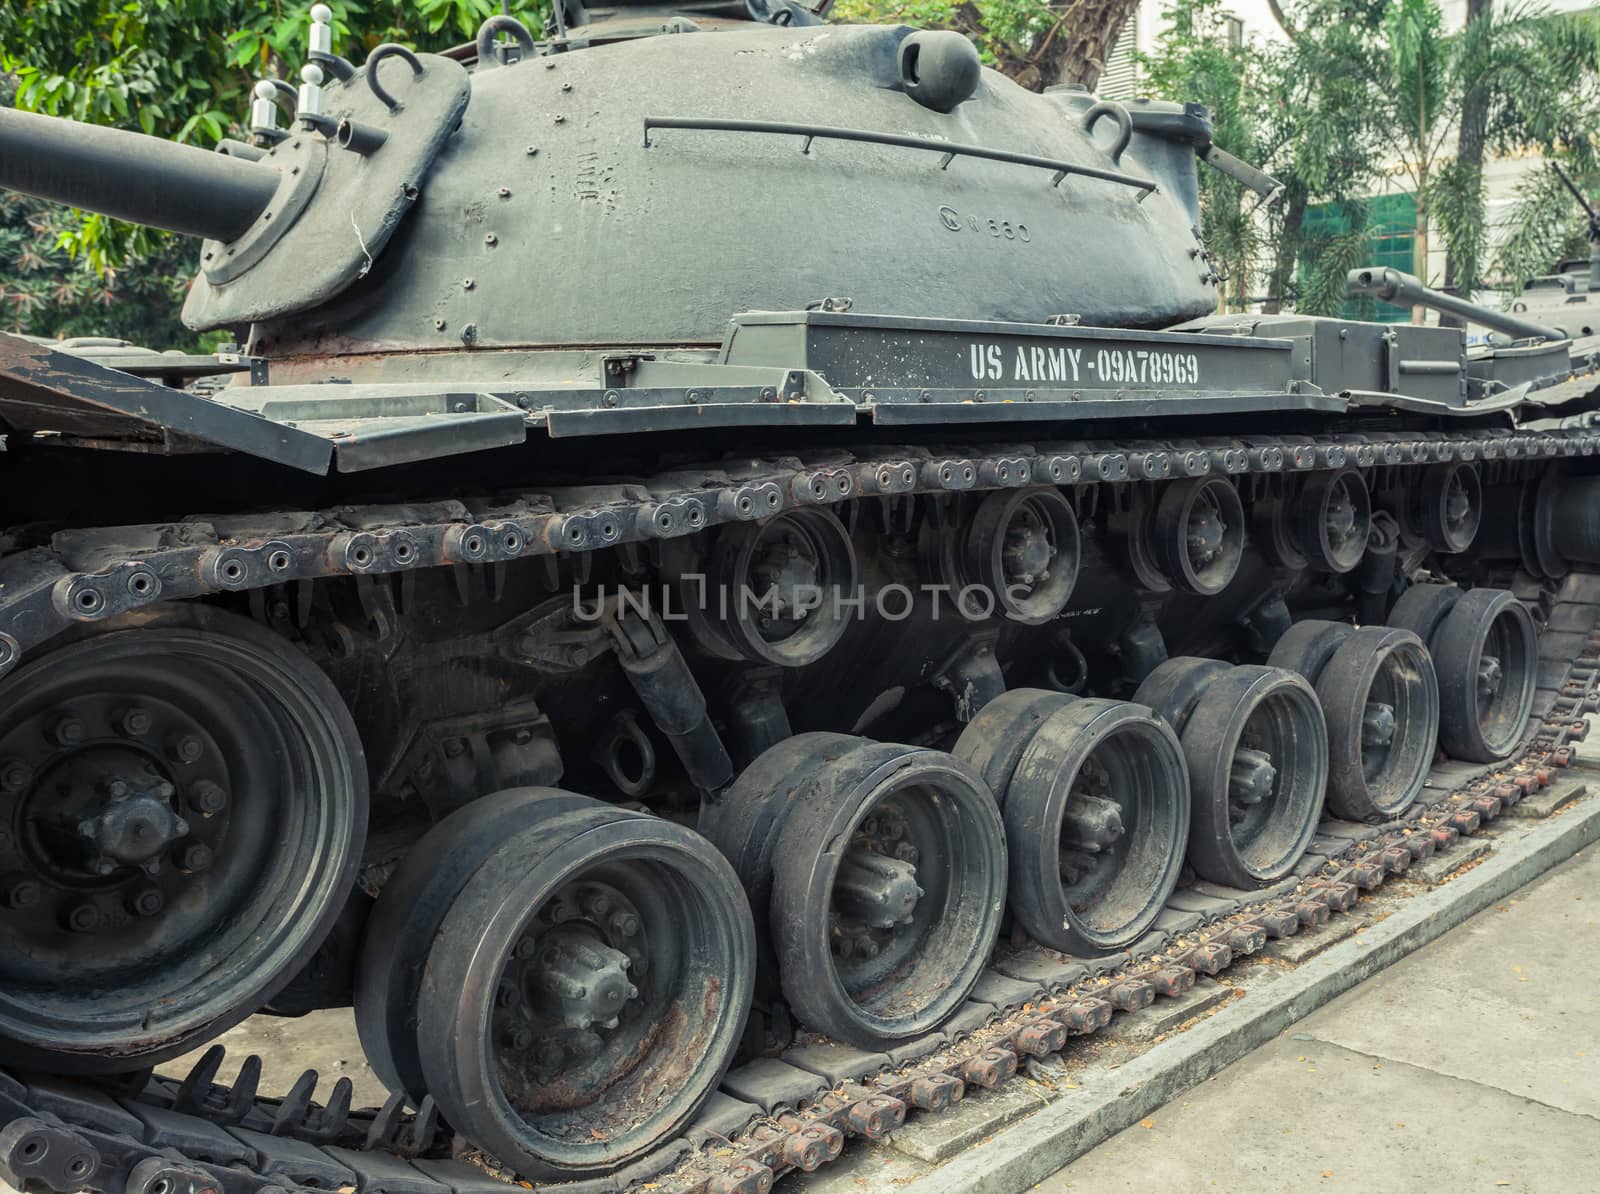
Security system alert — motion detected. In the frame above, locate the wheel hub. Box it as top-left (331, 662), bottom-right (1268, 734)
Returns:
top-left (526, 926), bottom-right (638, 1031)
top-left (1003, 513), bottom-right (1053, 586)
top-left (751, 533), bottom-right (819, 623)
top-left (1361, 701), bottom-right (1397, 749)
top-left (1228, 746), bottom-right (1277, 807)
top-left (1325, 485), bottom-right (1357, 548)
top-left (1186, 502), bottom-right (1225, 565)
top-left (78, 779), bottom-right (187, 875)
top-left (1061, 793), bottom-right (1125, 850)
top-left (833, 847), bottom-right (922, 929)
top-left (1477, 654), bottom-right (1504, 703)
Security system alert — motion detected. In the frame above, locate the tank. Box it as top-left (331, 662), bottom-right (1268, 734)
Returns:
top-left (1, 3), bottom-right (1599, 1191)
top-left (1494, 164), bottom-right (1600, 339)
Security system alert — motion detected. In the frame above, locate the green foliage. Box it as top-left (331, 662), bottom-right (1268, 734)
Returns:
top-left (0, 190), bottom-right (205, 346)
top-left (0, 0), bottom-right (546, 345)
top-left (1137, 0), bottom-right (1272, 310)
top-left (1495, 165), bottom-right (1595, 292)
top-left (1135, 0), bottom-right (1600, 311)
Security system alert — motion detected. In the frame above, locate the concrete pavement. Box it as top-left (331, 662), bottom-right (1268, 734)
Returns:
top-left (1036, 841), bottom-right (1600, 1194)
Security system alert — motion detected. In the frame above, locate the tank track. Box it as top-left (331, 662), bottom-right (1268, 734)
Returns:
top-left (1, 423), bottom-right (1595, 669)
top-left (1, 425), bottom-right (1596, 1194)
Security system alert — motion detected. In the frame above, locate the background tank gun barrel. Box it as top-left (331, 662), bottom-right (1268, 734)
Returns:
top-left (1347, 266), bottom-right (1563, 343)
top-left (0, 107), bottom-right (279, 243)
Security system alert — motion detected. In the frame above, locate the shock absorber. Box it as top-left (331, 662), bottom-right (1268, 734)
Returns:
top-left (601, 594), bottom-right (734, 794)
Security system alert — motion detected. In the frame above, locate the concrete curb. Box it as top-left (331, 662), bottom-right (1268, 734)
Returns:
top-left (900, 789), bottom-right (1600, 1194)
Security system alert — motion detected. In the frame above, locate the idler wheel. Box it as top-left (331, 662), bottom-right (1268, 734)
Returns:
top-left (1418, 463), bottom-right (1482, 553)
top-left (704, 734), bottom-right (1006, 1047)
top-left (0, 606), bottom-right (366, 1073)
top-left (956, 691), bottom-right (1189, 954)
top-left (1136, 660), bottom-right (1328, 886)
top-left (1296, 468), bottom-right (1371, 573)
top-left (688, 508), bottom-right (856, 667)
top-left (414, 798), bottom-right (754, 1181)
top-left (1154, 477), bottom-right (1245, 595)
top-left (1269, 622), bottom-right (1439, 820)
top-left (1432, 589), bottom-right (1538, 761)
top-left (959, 486), bottom-right (1082, 624)
top-left (355, 787), bottom-right (594, 1101)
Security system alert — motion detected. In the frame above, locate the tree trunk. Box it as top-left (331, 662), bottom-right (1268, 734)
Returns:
top-left (955, 0), bottom-right (1142, 92)
top-left (1440, 0), bottom-right (1491, 328)
top-left (1263, 186), bottom-right (1307, 314)
top-left (1411, 147), bottom-right (1431, 323)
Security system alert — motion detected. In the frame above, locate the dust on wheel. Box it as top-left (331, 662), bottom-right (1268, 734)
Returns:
top-left (354, 787), bottom-right (595, 1102)
top-left (710, 734), bottom-right (1005, 1048)
top-left (959, 693), bottom-right (1189, 955)
top-left (1138, 660), bottom-right (1328, 887)
top-left (415, 803), bottom-right (754, 1180)
top-left (1432, 589), bottom-right (1538, 762)
top-left (0, 606), bottom-right (366, 1072)
top-left (1269, 621), bottom-right (1439, 821)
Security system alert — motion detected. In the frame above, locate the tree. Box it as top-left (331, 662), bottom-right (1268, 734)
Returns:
top-left (1254, 0), bottom-right (1389, 315)
top-left (1137, 0), bottom-right (1274, 312)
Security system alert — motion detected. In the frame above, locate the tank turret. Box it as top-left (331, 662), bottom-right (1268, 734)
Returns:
top-left (0, 4), bottom-right (1219, 369)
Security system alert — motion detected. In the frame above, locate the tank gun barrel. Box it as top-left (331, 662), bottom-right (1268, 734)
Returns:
top-left (1347, 266), bottom-right (1563, 343)
top-left (0, 107), bottom-right (279, 243)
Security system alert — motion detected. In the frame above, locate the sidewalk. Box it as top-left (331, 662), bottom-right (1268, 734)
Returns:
top-left (1035, 841), bottom-right (1600, 1194)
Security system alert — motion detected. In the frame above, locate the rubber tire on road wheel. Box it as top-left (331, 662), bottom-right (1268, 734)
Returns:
top-left (1314, 627), bottom-right (1439, 820)
top-left (1432, 588), bottom-right (1538, 762)
top-left (1386, 582), bottom-right (1461, 647)
top-left (416, 804), bottom-right (755, 1182)
top-left (354, 787), bottom-right (593, 1102)
top-left (1178, 665), bottom-right (1328, 886)
top-left (1000, 697), bottom-right (1189, 954)
top-left (766, 740), bottom-right (1006, 1047)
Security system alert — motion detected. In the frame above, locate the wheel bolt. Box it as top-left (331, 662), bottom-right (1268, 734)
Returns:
top-left (167, 735), bottom-right (204, 765)
top-left (126, 887), bottom-right (165, 917)
top-left (3, 880), bottom-right (40, 910)
top-left (187, 781), bottom-right (228, 816)
top-left (502, 1025), bottom-right (534, 1051)
top-left (535, 1041), bottom-right (564, 1069)
top-left (583, 892), bottom-right (612, 917)
top-left (117, 706), bottom-right (153, 737)
top-left (496, 979), bottom-right (520, 1009)
top-left (101, 778), bottom-right (129, 799)
top-left (0, 760), bottom-right (33, 793)
top-left (50, 716), bottom-right (87, 748)
top-left (514, 936), bottom-right (539, 959)
top-left (177, 842), bottom-right (213, 873)
top-left (63, 901), bottom-right (100, 933)
top-left (610, 912), bottom-right (640, 937)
